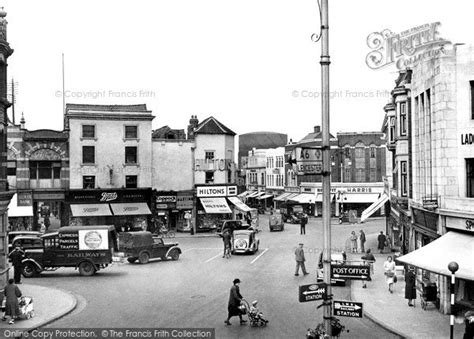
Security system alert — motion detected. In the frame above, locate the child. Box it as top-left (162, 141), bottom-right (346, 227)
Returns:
top-left (250, 300), bottom-right (268, 324)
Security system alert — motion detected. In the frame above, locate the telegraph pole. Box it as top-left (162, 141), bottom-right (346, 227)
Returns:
top-left (320, 0), bottom-right (332, 335)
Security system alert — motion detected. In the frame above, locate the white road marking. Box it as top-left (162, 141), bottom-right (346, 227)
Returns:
top-left (182, 248), bottom-right (221, 253)
top-left (250, 248), bottom-right (269, 264)
top-left (205, 252), bottom-right (223, 263)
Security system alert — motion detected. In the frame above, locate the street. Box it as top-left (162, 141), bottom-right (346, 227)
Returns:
top-left (24, 215), bottom-right (400, 339)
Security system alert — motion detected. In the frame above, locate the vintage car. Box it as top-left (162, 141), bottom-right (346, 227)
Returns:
top-left (232, 230), bottom-right (260, 254)
top-left (316, 252), bottom-right (347, 286)
top-left (22, 225), bottom-right (119, 277)
top-left (10, 235), bottom-right (44, 254)
top-left (280, 204), bottom-right (304, 223)
top-left (269, 214), bottom-right (285, 232)
top-left (119, 231), bottom-right (181, 264)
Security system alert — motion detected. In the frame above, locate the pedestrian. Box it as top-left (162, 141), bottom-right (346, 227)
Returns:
top-left (463, 310), bottom-right (474, 339)
top-left (245, 212), bottom-right (252, 226)
top-left (43, 215), bottom-right (50, 231)
top-left (383, 256), bottom-right (396, 293)
top-left (359, 230), bottom-right (366, 253)
top-left (2, 279), bottom-right (22, 324)
top-left (225, 278), bottom-right (246, 326)
top-left (385, 234), bottom-right (392, 252)
top-left (361, 249), bottom-right (376, 288)
top-left (8, 245), bottom-right (25, 284)
top-left (222, 229), bottom-right (232, 259)
top-left (350, 231), bottom-right (357, 253)
top-left (405, 266), bottom-right (416, 307)
top-left (300, 213), bottom-right (308, 235)
top-left (294, 243), bottom-right (309, 276)
top-left (377, 231), bottom-right (386, 253)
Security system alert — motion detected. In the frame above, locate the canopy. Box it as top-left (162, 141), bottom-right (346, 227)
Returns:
top-left (237, 191), bottom-right (252, 198)
top-left (70, 204), bottom-right (113, 217)
top-left (314, 193), bottom-right (335, 202)
top-left (274, 192), bottom-right (293, 201)
top-left (338, 193), bottom-right (380, 203)
top-left (8, 194), bottom-right (33, 217)
top-left (396, 231), bottom-right (474, 281)
top-left (289, 193), bottom-right (316, 204)
top-left (200, 197), bottom-right (232, 214)
top-left (257, 194), bottom-right (274, 200)
top-left (110, 203), bottom-right (152, 216)
top-left (245, 191), bottom-right (261, 198)
top-left (227, 196), bottom-right (252, 212)
top-left (360, 193), bottom-right (389, 222)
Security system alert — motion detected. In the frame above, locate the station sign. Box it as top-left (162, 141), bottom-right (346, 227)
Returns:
top-left (333, 300), bottom-right (363, 318)
top-left (289, 147), bottom-right (323, 175)
top-left (331, 264), bottom-right (371, 281)
top-left (298, 283), bottom-right (327, 303)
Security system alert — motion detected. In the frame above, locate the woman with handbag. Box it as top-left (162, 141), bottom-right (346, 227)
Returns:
top-left (225, 278), bottom-right (247, 326)
top-left (383, 256), bottom-right (396, 293)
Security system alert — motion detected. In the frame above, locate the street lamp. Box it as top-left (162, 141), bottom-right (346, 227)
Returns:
top-left (448, 261), bottom-right (459, 339)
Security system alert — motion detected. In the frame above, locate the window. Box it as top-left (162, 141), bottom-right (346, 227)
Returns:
top-left (466, 159), bottom-right (474, 197)
top-left (471, 81), bottom-right (474, 119)
top-left (82, 125), bottom-right (95, 138)
top-left (389, 117), bottom-right (396, 143)
top-left (29, 161), bottom-right (61, 179)
top-left (125, 175), bottom-right (138, 188)
top-left (370, 146), bottom-right (376, 158)
top-left (344, 167), bottom-right (351, 182)
top-left (370, 168), bottom-right (377, 182)
top-left (355, 169), bottom-right (365, 182)
top-left (83, 176), bottom-right (95, 189)
top-left (7, 161), bottom-right (16, 176)
top-left (401, 161), bottom-right (408, 197)
top-left (205, 171), bottom-right (214, 184)
top-left (400, 102), bottom-right (407, 136)
top-left (82, 146), bottom-right (95, 164)
top-left (205, 151), bottom-right (215, 160)
top-left (261, 173), bottom-right (265, 185)
top-left (125, 147), bottom-right (137, 164)
top-left (125, 126), bottom-right (138, 139)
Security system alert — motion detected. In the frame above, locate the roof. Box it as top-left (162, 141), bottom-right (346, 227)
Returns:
top-left (194, 116), bottom-right (236, 136)
top-left (299, 131), bottom-right (336, 143)
top-left (65, 104), bottom-right (149, 113)
top-left (152, 126), bottom-right (187, 139)
top-left (24, 129), bottom-right (69, 141)
top-left (58, 225), bottom-right (116, 232)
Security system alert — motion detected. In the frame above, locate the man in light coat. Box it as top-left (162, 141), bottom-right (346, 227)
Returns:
top-left (295, 243), bottom-right (309, 276)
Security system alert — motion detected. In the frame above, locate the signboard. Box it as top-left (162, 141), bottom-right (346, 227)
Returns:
top-left (78, 229), bottom-right (109, 250)
top-left (333, 301), bottom-right (363, 318)
top-left (422, 197), bottom-right (438, 209)
top-left (156, 194), bottom-right (177, 209)
top-left (331, 264), bottom-right (371, 280)
top-left (17, 191), bottom-right (33, 207)
top-left (67, 189), bottom-right (151, 203)
top-left (298, 283), bottom-right (327, 303)
top-left (196, 185), bottom-right (237, 197)
top-left (176, 194), bottom-right (194, 209)
top-left (291, 147), bottom-right (322, 175)
top-left (156, 195), bottom-right (177, 203)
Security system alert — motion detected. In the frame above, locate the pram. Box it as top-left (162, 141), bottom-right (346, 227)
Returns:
top-left (17, 296), bottom-right (35, 320)
top-left (240, 299), bottom-right (268, 327)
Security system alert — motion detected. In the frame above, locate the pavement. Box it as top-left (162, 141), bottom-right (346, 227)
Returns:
top-left (348, 229), bottom-right (466, 339)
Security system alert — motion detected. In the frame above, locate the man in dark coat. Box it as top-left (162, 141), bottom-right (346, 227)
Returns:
top-left (225, 279), bottom-right (246, 325)
top-left (377, 231), bottom-right (386, 253)
top-left (222, 230), bottom-right (232, 259)
top-left (8, 246), bottom-right (25, 284)
top-left (295, 243), bottom-right (309, 276)
top-left (300, 214), bottom-right (308, 235)
top-left (361, 249), bottom-right (376, 288)
top-left (2, 279), bottom-right (22, 324)
top-left (405, 266), bottom-right (416, 307)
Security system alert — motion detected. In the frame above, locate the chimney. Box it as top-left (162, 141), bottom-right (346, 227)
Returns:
top-left (20, 111), bottom-right (25, 129)
top-left (314, 126), bottom-right (321, 133)
top-left (187, 115), bottom-right (199, 140)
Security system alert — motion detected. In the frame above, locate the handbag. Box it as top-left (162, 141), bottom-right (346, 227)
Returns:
top-left (238, 304), bottom-right (247, 315)
top-left (385, 271), bottom-right (395, 277)
top-left (393, 275), bottom-right (398, 283)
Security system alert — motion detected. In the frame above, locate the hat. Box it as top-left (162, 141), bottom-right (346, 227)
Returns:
top-left (252, 300), bottom-right (258, 306)
top-left (233, 278), bottom-right (241, 284)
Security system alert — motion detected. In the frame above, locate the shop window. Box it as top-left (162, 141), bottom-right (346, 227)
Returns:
top-left (82, 146), bottom-right (95, 164)
top-left (205, 151), bottom-right (215, 160)
top-left (205, 171), bottom-right (214, 184)
top-left (466, 158), bottom-right (474, 197)
top-left (29, 161), bottom-right (62, 179)
top-left (400, 102), bottom-right (407, 136)
top-left (83, 176), bottom-right (95, 189)
top-left (82, 125), bottom-right (95, 139)
top-left (125, 175), bottom-right (138, 188)
top-left (401, 161), bottom-right (408, 197)
top-left (125, 126), bottom-right (138, 139)
top-left (471, 81), bottom-right (474, 119)
top-left (7, 160), bottom-right (16, 176)
top-left (125, 146), bottom-right (138, 164)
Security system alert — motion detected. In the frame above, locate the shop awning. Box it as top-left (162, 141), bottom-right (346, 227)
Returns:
top-left (338, 193), bottom-right (380, 203)
top-left (245, 191), bottom-right (261, 198)
top-left (274, 193), bottom-right (293, 201)
top-left (237, 191), bottom-right (252, 198)
top-left (228, 196), bottom-right (252, 212)
top-left (360, 193), bottom-right (389, 222)
top-left (8, 194), bottom-right (33, 217)
top-left (289, 193), bottom-right (316, 204)
top-left (200, 198), bottom-right (232, 214)
top-left (314, 194), bottom-right (335, 202)
top-left (110, 203), bottom-right (152, 216)
top-left (257, 194), bottom-right (274, 200)
top-left (70, 204), bottom-right (113, 217)
top-left (396, 231), bottom-right (474, 281)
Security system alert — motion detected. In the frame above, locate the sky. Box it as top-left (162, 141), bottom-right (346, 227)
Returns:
top-left (3, 0), bottom-right (474, 142)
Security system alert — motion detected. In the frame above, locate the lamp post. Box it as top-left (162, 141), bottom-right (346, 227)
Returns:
top-left (448, 261), bottom-right (459, 339)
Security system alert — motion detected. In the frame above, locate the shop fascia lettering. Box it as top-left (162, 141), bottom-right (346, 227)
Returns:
top-left (316, 187), bottom-right (373, 193)
top-left (196, 185), bottom-right (237, 197)
top-left (195, 158), bottom-right (235, 171)
top-left (461, 133), bottom-right (474, 145)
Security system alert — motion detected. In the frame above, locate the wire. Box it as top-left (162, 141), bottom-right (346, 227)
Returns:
top-left (311, 0), bottom-right (323, 43)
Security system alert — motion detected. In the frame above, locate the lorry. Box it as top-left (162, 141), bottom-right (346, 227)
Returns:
top-left (21, 225), bottom-right (119, 277)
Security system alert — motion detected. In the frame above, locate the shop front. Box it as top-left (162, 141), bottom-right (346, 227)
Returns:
top-left (154, 190), bottom-right (194, 233)
top-left (7, 192), bottom-right (34, 231)
top-left (33, 191), bottom-right (67, 231)
top-left (195, 184), bottom-right (236, 232)
top-left (66, 189), bottom-right (152, 232)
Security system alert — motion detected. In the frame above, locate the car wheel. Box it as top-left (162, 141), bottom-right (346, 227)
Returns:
top-left (169, 249), bottom-right (180, 261)
top-left (127, 257), bottom-right (137, 264)
top-left (78, 261), bottom-right (96, 276)
top-left (22, 262), bottom-right (38, 278)
top-left (138, 251), bottom-right (150, 264)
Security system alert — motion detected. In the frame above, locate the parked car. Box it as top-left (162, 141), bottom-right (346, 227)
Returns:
top-left (281, 204), bottom-right (304, 223)
top-left (10, 235), bottom-right (43, 253)
top-left (119, 231), bottom-right (181, 264)
top-left (7, 231), bottom-right (42, 252)
top-left (22, 225), bottom-right (119, 277)
top-left (232, 230), bottom-right (259, 254)
top-left (269, 214), bottom-right (285, 232)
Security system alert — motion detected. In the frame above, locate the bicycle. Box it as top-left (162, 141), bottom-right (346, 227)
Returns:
top-left (156, 226), bottom-right (175, 238)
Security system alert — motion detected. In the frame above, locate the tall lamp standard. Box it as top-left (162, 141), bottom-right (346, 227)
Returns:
top-left (448, 261), bottom-right (459, 339)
